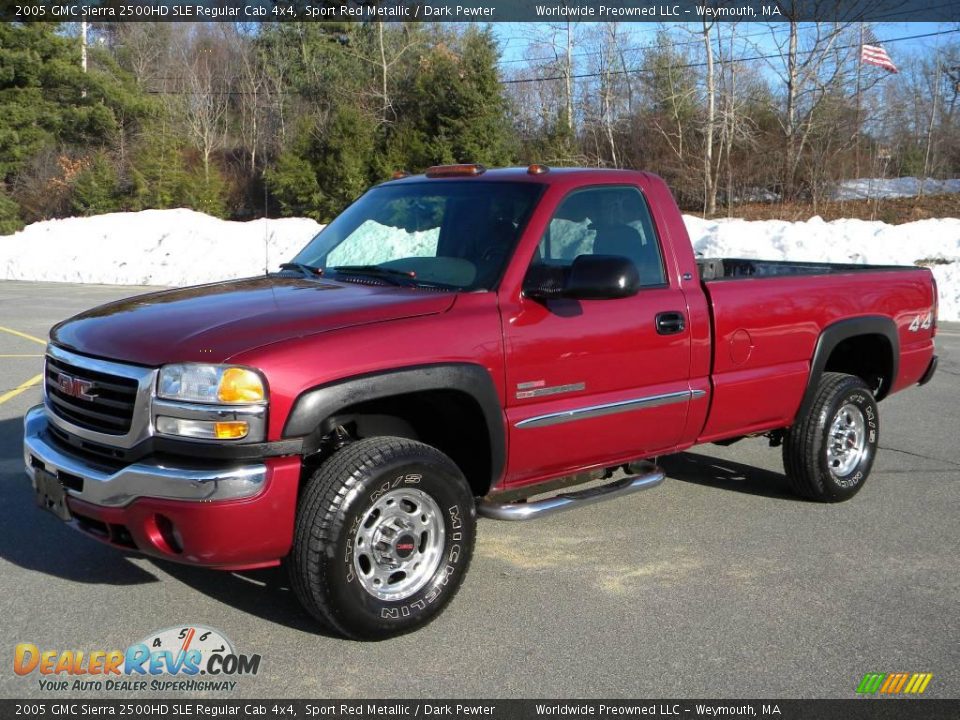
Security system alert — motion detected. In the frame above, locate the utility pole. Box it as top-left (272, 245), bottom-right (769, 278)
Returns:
top-left (81, 21), bottom-right (88, 98)
top-left (81, 21), bottom-right (88, 72)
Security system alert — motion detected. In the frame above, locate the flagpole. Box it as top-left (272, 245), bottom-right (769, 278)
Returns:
top-left (855, 22), bottom-right (863, 180)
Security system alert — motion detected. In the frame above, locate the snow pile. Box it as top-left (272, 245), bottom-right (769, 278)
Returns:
top-left (832, 177), bottom-right (960, 200)
top-left (685, 214), bottom-right (960, 321)
top-left (0, 209), bottom-right (323, 287)
top-left (0, 208), bottom-right (957, 321)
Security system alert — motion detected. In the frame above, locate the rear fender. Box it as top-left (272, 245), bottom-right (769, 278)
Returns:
top-left (796, 316), bottom-right (899, 422)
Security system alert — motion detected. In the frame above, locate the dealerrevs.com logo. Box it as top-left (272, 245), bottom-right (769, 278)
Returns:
top-left (14, 625), bottom-right (261, 693)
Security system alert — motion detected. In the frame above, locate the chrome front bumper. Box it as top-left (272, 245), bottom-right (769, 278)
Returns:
top-left (23, 405), bottom-right (267, 508)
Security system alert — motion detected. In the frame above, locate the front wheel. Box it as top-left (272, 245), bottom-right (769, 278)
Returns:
top-left (290, 437), bottom-right (476, 640)
top-left (782, 372), bottom-right (880, 502)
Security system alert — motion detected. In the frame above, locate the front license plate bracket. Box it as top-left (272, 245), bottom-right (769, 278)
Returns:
top-left (35, 467), bottom-right (72, 522)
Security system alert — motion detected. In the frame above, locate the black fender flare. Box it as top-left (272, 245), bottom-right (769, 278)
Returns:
top-left (796, 315), bottom-right (899, 422)
top-left (282, 363), bottom-right (506, 490)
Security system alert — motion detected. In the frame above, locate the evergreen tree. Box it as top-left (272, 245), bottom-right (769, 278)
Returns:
top-left (0, 23), bottom-right (149, 223)
top-left (387, 27), bottom-right (516, 170)
top-left (0, 186), bottom-right (21, 234)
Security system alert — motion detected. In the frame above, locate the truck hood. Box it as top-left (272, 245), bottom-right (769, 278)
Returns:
top-left (50, 276), bottom-right (456, 366)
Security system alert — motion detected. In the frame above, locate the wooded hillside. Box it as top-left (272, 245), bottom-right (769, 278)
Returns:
top-left (1, 21), bottom-right (957, 234)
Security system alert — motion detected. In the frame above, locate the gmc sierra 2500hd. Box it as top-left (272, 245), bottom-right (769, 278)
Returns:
top-left (24, 165), bottom-right (938, 639)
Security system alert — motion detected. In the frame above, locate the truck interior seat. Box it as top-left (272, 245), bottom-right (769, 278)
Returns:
top-left (592, 224), bottom-right (664, 286)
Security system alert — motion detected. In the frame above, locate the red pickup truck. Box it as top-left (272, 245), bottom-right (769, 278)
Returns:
top-left (24, 165), bottom-right (938, 639)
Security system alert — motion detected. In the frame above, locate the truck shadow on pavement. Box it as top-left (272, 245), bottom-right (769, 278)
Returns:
top-left (2, 416), bottom-right (329, 633)
top-left (155, 562), bottom-right (334, 637)
top-left (661, 450), bottom-right (798, 500)
top-left (0, 417), bottom-right (160, 585)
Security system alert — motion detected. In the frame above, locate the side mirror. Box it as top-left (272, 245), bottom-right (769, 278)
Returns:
top-left (566, 255), bottom-right (640, 299)
top-left (525, 255), bottom-right (640, 301)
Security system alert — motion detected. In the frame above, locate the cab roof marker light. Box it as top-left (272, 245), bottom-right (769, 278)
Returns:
top-left (425, 164), bottom-right (487, 178)
top-left (527, 164), bottom-right (550, 175)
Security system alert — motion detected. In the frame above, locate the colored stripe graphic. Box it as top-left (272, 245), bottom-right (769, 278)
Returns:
top-left (887, 673), bottom-right (909, 693)
top-left (857, 672), bottom-right (933, 694)
top-left (856, 673), bottom-right (885, 694)
top-left (879, 674), bottom-right (897, 693)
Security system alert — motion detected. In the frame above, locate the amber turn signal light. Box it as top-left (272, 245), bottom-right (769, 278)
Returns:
top-left (214, 422), bottom-right (249, 440)
top-left (425, 163), bottom-right (487, 178)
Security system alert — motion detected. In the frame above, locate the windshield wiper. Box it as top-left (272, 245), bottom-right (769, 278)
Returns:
top-left (276, 262), bottom-right (322, 278)
top-left (330, 265), bottom-right (419, 286)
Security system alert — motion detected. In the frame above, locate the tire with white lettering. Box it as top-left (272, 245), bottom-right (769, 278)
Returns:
top-left (782, 372), bottom-right (879, 502)
top-left (290, 436), bottom-right (476, 640)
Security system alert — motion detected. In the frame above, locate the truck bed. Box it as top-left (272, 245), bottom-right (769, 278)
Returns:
top-left (696, 257), bottom-right (917, 281)
top-left (692, 262), bottom-right (935, 444)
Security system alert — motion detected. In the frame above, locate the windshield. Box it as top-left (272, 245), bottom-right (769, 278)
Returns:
top-left (292, 181), bottom-right (544, 290)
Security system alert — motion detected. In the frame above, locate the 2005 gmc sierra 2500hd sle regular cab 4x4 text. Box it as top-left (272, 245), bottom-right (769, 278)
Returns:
top-left (24, 165), bottom-right (938, 639)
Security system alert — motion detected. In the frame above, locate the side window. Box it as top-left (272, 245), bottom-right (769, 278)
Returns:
top-left (535, 186), bottom-right (666, 287)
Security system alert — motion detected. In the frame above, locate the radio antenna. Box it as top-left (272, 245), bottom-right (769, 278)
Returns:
top-left (263, 172), bottom-right (269, 275)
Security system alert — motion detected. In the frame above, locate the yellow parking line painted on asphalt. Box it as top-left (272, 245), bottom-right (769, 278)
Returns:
top-left (0, 374), bottom-right (43, 405)
top-left (0, 326), bottom-right (47, 346)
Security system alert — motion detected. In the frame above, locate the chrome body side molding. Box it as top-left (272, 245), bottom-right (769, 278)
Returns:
top-left (516, 388), bottom-right (706, 429)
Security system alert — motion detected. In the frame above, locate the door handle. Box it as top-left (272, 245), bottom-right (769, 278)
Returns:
top-left (655, 311), bottom-right (686, 335)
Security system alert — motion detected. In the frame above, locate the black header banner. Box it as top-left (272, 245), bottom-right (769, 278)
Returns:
top-left (2, 699), bottom-right (959, 720)
top-left (3, 0), bottom-right (960, 23)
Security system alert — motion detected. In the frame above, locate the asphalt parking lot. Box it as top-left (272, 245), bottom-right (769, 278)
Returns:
top-left (0, 279), bottom-right (957, 700)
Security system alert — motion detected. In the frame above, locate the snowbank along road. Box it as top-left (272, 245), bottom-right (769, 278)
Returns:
top-left (1, 207), bottom-right (958, 320)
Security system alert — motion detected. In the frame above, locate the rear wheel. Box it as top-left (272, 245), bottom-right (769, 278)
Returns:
top-left (290, 437), bottom-right (476, 640)
top-left (782, 372), bottom-right (879, 502)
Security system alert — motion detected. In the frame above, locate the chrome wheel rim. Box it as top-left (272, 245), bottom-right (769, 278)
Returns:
top-left (353, 488), bottom-right (445, 602)
top-left (826, 403), bottom-right (867, 477)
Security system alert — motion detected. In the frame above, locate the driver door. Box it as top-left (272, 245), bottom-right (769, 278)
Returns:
top-left (501, 184), bottom-right (693, 485)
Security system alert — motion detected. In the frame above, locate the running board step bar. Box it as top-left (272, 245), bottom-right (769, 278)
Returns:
top-left (477, 465), bottom-right (665, 521)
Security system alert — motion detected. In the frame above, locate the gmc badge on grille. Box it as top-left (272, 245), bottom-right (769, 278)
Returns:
top-left (56, 372), bottom-right (98, 401)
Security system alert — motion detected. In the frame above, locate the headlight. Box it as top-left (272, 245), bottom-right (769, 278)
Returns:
top-left (157, 364), bottom-right (266, 404)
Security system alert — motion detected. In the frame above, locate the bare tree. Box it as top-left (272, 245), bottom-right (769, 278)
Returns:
top-left (642, 30), bottom-right (700, 184)
top-left (114, 22), bottom-right (174, 90)
top-left (220, 24), bottom-right (270, 174)
top-left (583, 22), bottom-right (631, 167)
top-left (519, 21), bottom-right (584, 131)
top-left (764, 14), bottom-right (857, 198)
top-left (175, 28), bottom-right (230, 184)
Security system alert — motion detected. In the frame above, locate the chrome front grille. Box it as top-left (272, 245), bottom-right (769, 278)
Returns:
top-left (45, 354), bottom-right (138, 434)
top-left (43, 345), bottom-right (157, 449)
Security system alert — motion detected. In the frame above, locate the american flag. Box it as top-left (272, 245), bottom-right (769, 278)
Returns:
top-left (861, 28), bottom-right (898, 74)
